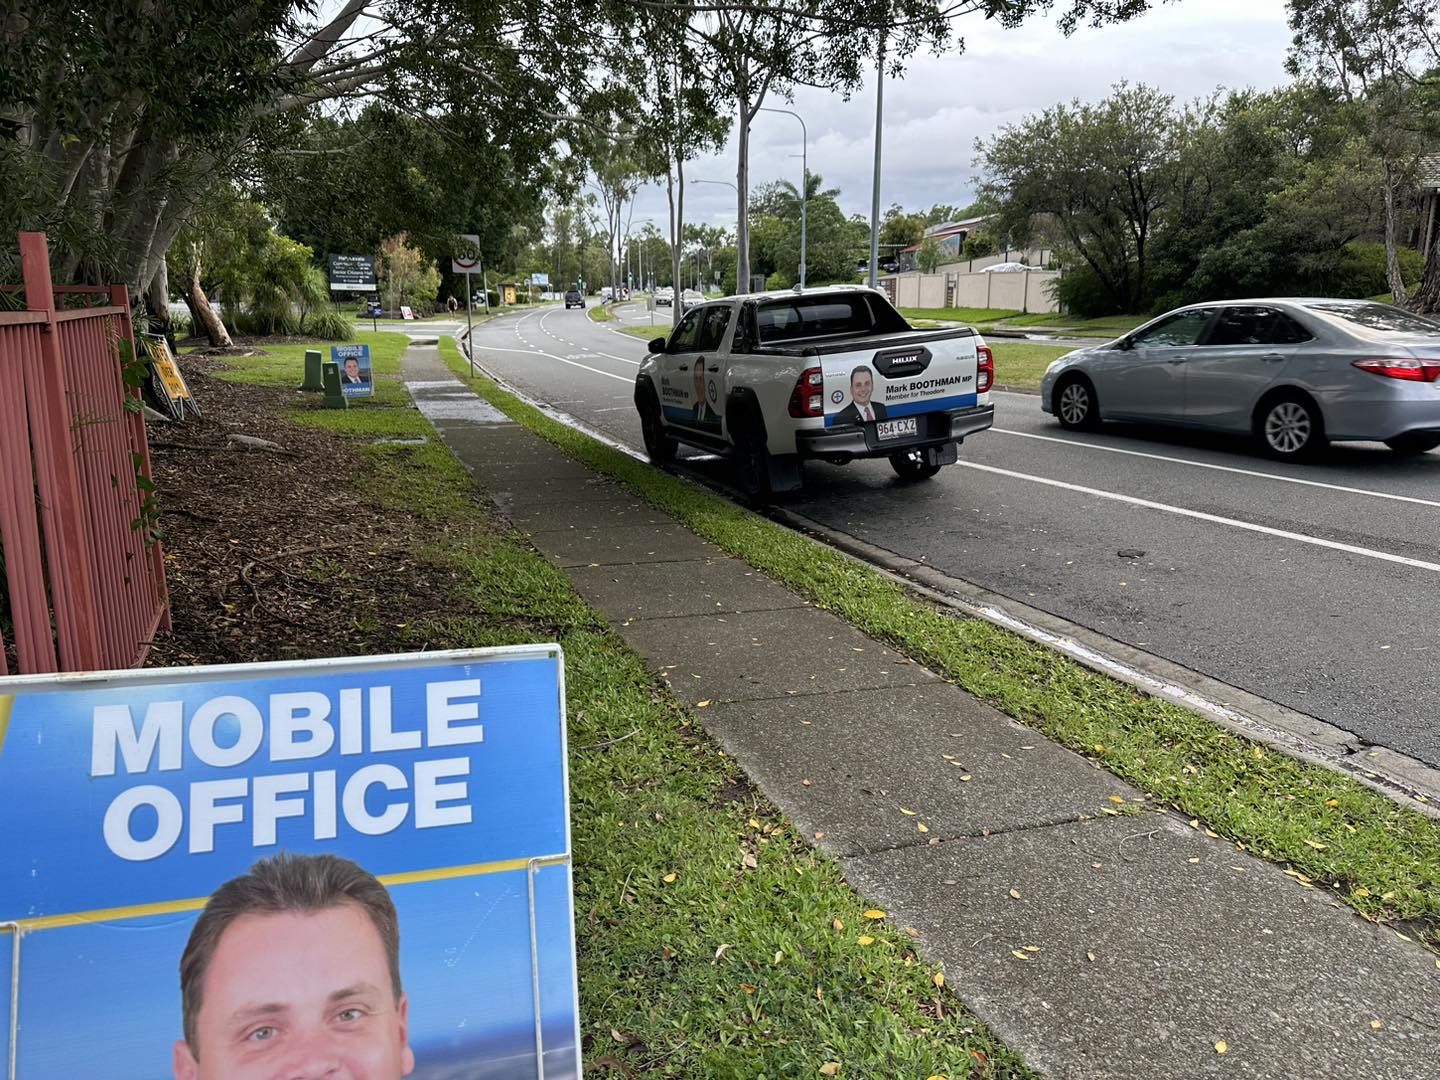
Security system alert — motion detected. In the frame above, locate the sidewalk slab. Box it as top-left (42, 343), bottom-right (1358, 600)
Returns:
top-left (613, 605), bottom-right (939, 707)
top-left (528, 522), bottom-right (722, 568)
top-left (567, 559), bottom-right (809, 620)
top-left (505, 497), bottom-right (670, 536)
top-left (701, 684), bottom-right (1137, 856)
top-left (841, 813), bottom-right (1440, 1080)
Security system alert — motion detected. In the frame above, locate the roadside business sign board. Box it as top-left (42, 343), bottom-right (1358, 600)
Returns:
top-left (332, 343), bottom-right (374, 399)
top-left (452, 234), bottom-right (481, 276)
top-left (328, 254), bottom-right (377, 292)
top-left (530, 272), bottom-right (549, 286)
top-left (0, 645), bottom-right (581, 1080)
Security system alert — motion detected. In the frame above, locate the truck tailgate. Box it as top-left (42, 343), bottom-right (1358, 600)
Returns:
top-left (820, 333), bottom-right (982, 428)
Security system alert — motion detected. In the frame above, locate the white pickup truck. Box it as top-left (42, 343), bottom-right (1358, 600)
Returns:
top-left (633, 285), bottom-right (994, 497)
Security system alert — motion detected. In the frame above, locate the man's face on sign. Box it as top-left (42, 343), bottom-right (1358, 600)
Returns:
top-left (173, 904), bottom-right (414, 1080)
top-left (345, 358), bottom-right (362, 380)
top-left (851, 369), bottom-right (873, 407)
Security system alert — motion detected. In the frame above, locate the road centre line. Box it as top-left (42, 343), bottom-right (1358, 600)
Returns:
top-left (474, 343), bottom-right (631, 384)
top-left (990, 426), bottom-right (1440, 510)
top-left (539, 307), bottom-right (641, 365)
top-left (958, 461), bottom-right (1440, 574)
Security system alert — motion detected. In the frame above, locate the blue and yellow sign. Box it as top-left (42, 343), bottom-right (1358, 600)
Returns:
top-left (0, 646), bottom-right (579, 1079)
top-left (333, 343), bottom-right (373, 398)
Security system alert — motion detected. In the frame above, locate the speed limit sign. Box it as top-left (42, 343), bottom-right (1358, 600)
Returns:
top-left (452, 233), bottom-right (481, 274)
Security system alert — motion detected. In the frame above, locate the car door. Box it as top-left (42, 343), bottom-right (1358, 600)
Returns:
top-left (659, 307), bottom-right (705, 425)
top-left (1096, 307), bottom-right (1217, 421)
top-left (1183, 306), bottom-right (1310, 431)
top-left (691, 303), bottom-right (734, 435)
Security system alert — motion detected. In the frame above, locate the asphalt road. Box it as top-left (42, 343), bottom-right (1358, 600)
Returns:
top-left (468, 302), bottom-right (1440, 769)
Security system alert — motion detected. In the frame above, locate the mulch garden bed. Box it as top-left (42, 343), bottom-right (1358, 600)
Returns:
top-left (145, 355), bottom-right (462, 668)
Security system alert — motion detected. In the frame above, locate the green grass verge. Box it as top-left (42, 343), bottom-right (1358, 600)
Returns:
top-left (899, 306), bottom-right (1023, 324)
top-left (587, 303), bottom-right (615, 322)
top-left (231, 337), bottom-right (1035, 1076)
top-left (437, 335), bottom-right (1440, 952)
top-left (621, 324), bottom-right (663, 341)
top-left (989, 342), bottom-right (1074, 390)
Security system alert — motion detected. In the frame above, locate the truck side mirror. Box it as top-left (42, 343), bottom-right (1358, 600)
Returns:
top-left (648, 336), bottom-right (668, 354)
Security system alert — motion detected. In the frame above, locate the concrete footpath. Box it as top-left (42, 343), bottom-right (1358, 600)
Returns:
top-left (402, 343), bottom-right (1440, 1078)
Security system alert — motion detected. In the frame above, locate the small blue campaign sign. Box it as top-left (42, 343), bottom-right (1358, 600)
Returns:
top-left (333, 343), bottom-right (373, 398)
top-left (0, 645), bottom-right (580, 1080)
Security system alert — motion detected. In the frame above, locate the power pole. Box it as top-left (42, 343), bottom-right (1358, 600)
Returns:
top-left (868, 34), bottom-right (885, 290)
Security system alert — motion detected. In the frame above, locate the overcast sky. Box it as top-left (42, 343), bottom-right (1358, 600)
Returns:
top-left (625, 0), bottom-right (1296, 234)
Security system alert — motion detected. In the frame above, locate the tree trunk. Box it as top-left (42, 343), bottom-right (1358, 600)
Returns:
top-left (146, 259), bottom-right (174, 348)
top-left (1382, 160), bottom-right (1408, 304)
top-left (185, 253), bottom-right (232, 348)
top-left (1410, 194), bottom-right (1440, 313)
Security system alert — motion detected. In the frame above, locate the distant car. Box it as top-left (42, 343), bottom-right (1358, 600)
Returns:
top-left (981, 261), bottom-right (1033, 273)
top-left (565, 290), bottom-right (584, 309)
top-left (655, 287), bottom-right (674, 308)
top-left (682, 288), bottom-right (703, 304)
top-left (1040, 299), bottom-right (1440, 459)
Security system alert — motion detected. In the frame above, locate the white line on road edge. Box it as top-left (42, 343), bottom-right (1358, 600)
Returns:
top-left (958, 460), bottom-right (1440, 573)
top-left (476, 344), bottom-right (631, 384)
top-left (990, 426), bottom-right (1440, 509)
top-left (541, 307), bottom-right (641, 365)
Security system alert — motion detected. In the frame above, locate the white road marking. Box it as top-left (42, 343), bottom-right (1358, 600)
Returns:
top-left (990, 426), bottom-right (1440, 510)
top-left (538, 307), bottom-right (642, 365)
top-left (958, 461), bottom-right (1440, 574)
top-left (475, 344), bottom-right (631, 384)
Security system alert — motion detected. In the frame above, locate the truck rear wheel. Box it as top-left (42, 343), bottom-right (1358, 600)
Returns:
top-left (889, 449), bottom-right (942, 480)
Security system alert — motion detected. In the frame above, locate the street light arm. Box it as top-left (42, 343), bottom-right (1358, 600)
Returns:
top-left (756, 106), bottom-right (807, 287)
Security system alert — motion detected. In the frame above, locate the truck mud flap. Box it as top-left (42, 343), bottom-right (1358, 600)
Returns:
top-left (767, 453), bottom-right (803, 494)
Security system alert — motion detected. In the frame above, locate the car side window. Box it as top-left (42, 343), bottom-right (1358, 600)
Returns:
top-left (667, 309), bottom-right (703, 354)
top-left (1130, 309), bottom-right (1214, 348)
top-left (696, 305), bottom-right (731, 352)
top-left (1207, 307), bottom-right (1312, 347)
top-left (1264, 312), bottom-right (1313, 345)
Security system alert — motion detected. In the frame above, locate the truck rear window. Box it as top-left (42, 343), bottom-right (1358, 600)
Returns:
top-left (756, 293), bottom-right (909, 344)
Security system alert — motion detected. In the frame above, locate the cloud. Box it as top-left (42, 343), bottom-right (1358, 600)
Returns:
top-left (627, 0), bottom-right (1293, 232)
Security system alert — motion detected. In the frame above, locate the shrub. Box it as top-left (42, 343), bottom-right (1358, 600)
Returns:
top-left (962, 233), bottom-right (996, 260)
top-left (303, 306), bottom-right (355, 341)
top-left (1320, 241), bottom-right (1424, 299)
top-left (1049, 261), bottom-right (1129, 318)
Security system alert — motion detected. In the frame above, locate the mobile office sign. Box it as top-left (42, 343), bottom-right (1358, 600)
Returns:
top-left (329, 253), bottom-right (378, 292)
top-left (0, 646), bottom-right (581, 1080)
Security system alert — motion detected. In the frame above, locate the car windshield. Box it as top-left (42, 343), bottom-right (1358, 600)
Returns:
top-left (1302, 302), bottom-right (1440, 335)
top-left (755, 293), bottom-right (909, 344)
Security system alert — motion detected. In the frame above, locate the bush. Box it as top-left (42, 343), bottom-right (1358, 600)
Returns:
top-left (962, 234), bottom-right (996, 260)
top-left (169, 309), bottom-right (193, 337)
top-left (1049, 262), bottom-right (1129, 318)
top-left (1321, 241), bottom-right (1424, 299)
top-left (303, 306), bottom-right (355, 341)
top-left (232, 305), bottom-right (300, 336)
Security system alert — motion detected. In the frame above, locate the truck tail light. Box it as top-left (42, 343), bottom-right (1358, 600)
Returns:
top-left (789, 366), bottom-right (824, 417)
top-left (976, 345), bottom-right (994, 393)
top-left (1351, 358), bottom-right (1440, 382)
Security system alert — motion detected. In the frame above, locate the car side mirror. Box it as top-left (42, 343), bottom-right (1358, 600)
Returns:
top-left (648, 336), bottom-right (668, 354)
top-left (1116, 337), bottom-right (1135, 351)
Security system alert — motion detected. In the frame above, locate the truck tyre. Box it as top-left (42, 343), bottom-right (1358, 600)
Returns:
top-left (637, 387), bottom-right (677, 464)
top-left (728, 399), bottom-right (772, 501)
top-left (889, 448), bottom-right (942, 480)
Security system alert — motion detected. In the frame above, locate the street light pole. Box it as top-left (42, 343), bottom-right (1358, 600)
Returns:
top-left (693, 178), bottom-right (746, 296)
top-left (758, 106), bottom-right (807, 288)
top-left (868, 34), bottom-right (885, 290)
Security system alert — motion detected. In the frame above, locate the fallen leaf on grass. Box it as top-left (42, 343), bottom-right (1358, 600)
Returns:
top-left (749, 817), bottom-right (760, 828)
top-left (740, 983), bottom-right (757, 994)
top-left (662, 872), bottom-right (677, 884)
top-left (1303, 839), bottom-right (1327, 850)
top-left (832, 918), bottom-right (844, 931)
top-left (819, 1063), bottom-right (841, 1076)
top-left (742, 853), bottom-right (758, 869)
top-left (863, 909), bottom-right (886, 920)
top-left (696, 700), bottom-right (712, 708)
top-left (857, 935), bottom-right (874, 946)
top-left (933, 971), bottom-right (945, 988)
top-left (714, 944), bottom-right (733, 962)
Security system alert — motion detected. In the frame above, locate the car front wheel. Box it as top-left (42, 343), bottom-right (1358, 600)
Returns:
top-left (1055, 376), bottom-right (1100, 431)
top-left (1384, 433), bottom-right (1440, 456)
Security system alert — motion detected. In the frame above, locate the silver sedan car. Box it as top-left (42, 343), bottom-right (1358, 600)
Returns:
top-left (1039, 299), bottom-right (1440, 458)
